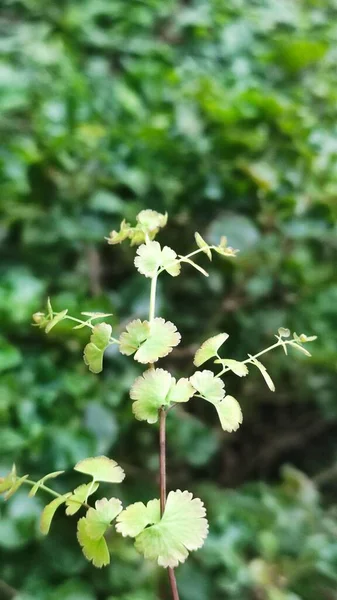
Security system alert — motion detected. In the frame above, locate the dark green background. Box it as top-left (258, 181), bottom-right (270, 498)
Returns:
top-left (1, 1), bottom-right (337, 598)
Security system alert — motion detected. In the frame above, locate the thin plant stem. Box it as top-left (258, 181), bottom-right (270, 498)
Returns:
top-left (216, 339), bottom-right (285, 377)
top-left (23, 479), bottom-right (61, 498)
top-left (149, 275), bottom-right (158, 323)
top-left (65, 316), bottom-right (120, 344)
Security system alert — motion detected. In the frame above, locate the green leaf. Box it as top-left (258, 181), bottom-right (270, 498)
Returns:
top-left (0, 465), bottom-right (16, 494)
top-left (134, 490), bottom-right (208, 568)
top-left (248, 355), bottom-right (275, 391)
top-left (116, 499), bottom-right (160, 538)
top-left (45, 309), bottom-right (68, 333)
top-left (134, 241), bottom-right (180, 278)
top-left (190, 370), bottom-right (225, 403)
top-left (289, 342), bottom-right (312, 357)
top-left (81, 312), bottom-right (113, 319)
top-left (214, 395), bottom-right (243, 432)
top-left (278, 327), bottom-right (291, 338)
top-left (83, 323), bottom-right (112, 373)
top-left (213, 236), bottom-right (239, 257)
top-left (194, 333), bottom-right (229, 367)
top-left (136, 209), bottom-right (167, 234)
top-left (85, 498), bottom-right (123, 540)
top-left (77, 517), bottom-right (110, 568)
top-left (65, 482), bottom-right (99, 516)
top-left (74, 456), bottom-right (125, 483)
top-left (130, 369), bottom-right (195, 423)
top-left (40, 494), bottom-right (71, 535)
top-left (195, 232), bottom-right (212, 260)
top-left (120, 318), bottom-right (181, 364)
top-left (29, 471), bottom-right (65, 497)
top-left (106, 219), bottom-right (132, 245)
top-left (5, 474), bottom-right (29, 500)
top-left (215, 359), bottom-right (249, 377)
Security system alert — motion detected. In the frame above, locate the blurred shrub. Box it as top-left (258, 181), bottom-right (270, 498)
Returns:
top-left (1, 0), bottom-right (337, 598)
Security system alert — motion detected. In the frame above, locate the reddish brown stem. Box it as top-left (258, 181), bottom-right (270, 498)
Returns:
top-left (159, 407), bottom-right (180, 600)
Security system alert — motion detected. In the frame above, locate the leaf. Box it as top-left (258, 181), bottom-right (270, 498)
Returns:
top-left (119, 319), bottom-right (150, 356)
top-left (178, 256), bottom-right (209, 277)
top-left (5, 474), bottom-right (29, 500)
top-left (120, 318), bottom-right (181, 364)
top-left (136, 209), bottom-right (168, 233)
top-left (65, 482), bottom-right (99, 516)
top-left (74, 456), bottom-right (125, 483)
top-left (81, 312), bottom-right (113, 319)
top-left (215, 359), bottom-right (249, 377)
top-left (85, 498), bottom-right (123, 540)
top-left (40, 494), bottom-right (71, 535)
top-left (134, 490), bottom-right (208, 568)
top-left (77, 517), bottom-right (110, 568)
top-left (130, 369), bottom-right (195, 423)
top-left (195, 232), bottom-right (212, 260)
top-left (214, 395), bottom-right (243, 432)
top-left (289, 342), bottom-right (312, 357)
top-left (45, 309), bottom-right (68, 333)
top-left (29, 471), bottom-right (64, 497)
top-left (0, 465), bottom-right (16, 494)
top-left (194, 333), bottom-right (229, 367)
top-left (248, 355), bottom-right (275, 391)
top-left (106, 219), bottom-right (132, 245)
top-left (278, 327), bottom-right (291, 338)
top-left (83, 323), bottom-right (112, 373)
top-left (134, 241), bottom-right (180, 278)
top-left (116, 499), bottom-right (160, 538)
top-left (190, 370), bottom-right (225, 403)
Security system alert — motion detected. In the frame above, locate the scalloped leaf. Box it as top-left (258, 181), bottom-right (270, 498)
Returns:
top-left (29, 471), bottom-right (64, 497)
top-left (40, 494), bottom-right (71, 535)
top-left (85, 498), bottom-right (123, 540)
top-left (194, 333), bottom-right (229, 367)
top-left (130, 369), bottom-right (194, 423)
top-left (134, 490), bottom-right (208, 568)
top-left (215, 395), bottom-right (243, 432)
top-left (120, 318), bottom-right (181, 364)
top-left (83, 323), bottom-right (112, 373)
top-left (116, 499), bottom-right (160, 538)
top-left (195, 232), bottom-right (212, 260)
top-left (77, 517), bottom-right (110, 568)
top-left (74, 456), bottom-right (125, 483)
top-left (106, 219), bottom-right (132, 245)
top-left (215, 359), bottom-right (249, 377)
top-left (278, 327), bottom-right (291, 338)
top-left (190, 370), bottom-right (225, 403)
top-left (248, 355), bottom-right (275, 391)
top-left (134, 242), bottom-right (180, 278)
top-left (65, 482), bottom-right (99, 516)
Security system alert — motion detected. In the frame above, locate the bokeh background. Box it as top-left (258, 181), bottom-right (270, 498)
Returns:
top-left (1, 1), bottom-right (337, 599)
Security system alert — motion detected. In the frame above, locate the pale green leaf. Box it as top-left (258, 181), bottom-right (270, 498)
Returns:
top-left (0, 465), bottom-right (16, 494)
top-left (119, 319), bottom-right (150, 356)
top-left (130, 369), bottom-right (173, 423)
top-left (134, 490), bottom-right (208, 568)
top-left (81, 312), bottom-right (113, 319)
top-left (134, 242), bottom-right (180, 278)
top-left (85, 498), bottom-right (123, 540)
top-left (195, 232), bottom-right (212, 260)
top-left (65, 482), bottom-right (99, 516)
top-left (213, 236), bottom-right (239, 257)
top-left (47, 297), bottom-right (53, 319)
top-left (178, 256), bottom-right (209, 277)
top-left (289, 342), bottom-right (312, 357)
top-left (215, 359), bottom-right (249, 377)
top-left (106, 219), bottom-right (132, 245)
top-left (166, 378), bottom-right (195, 404)
top-left (45, 309), bottom-right (68, 333)
top-left (83, 322), bottom-right (112, 373)
top-left (77, 517), bottom-right (110, 568)
top-left (214, 395), bottom-right (243, 432)
top-left (278, 327), bottom-right (291, 338)
top-left (136, 209), bottom-right (167, 233)
top-left (161, 246), bottom-right (180, 277)
top-left (116, 499), bottom-right (160, 538)
top-left (194, 333), bottom-right (229, 367)
top-left (248, 355), bottom-right (275, 391)
top-left (40, 494), bottom-right (71, 535)
top-left (29, 471), bottom-right (64, 497)
top-left (120, 318), bottom-right (181, 364)
top-left (190, 370), bottom-right (225, 403)
top-left (74, 456), bottom-right (125, 483)
top-left (5, 474), bottom-right (29, 500)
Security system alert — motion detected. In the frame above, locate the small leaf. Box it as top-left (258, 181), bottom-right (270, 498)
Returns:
top-left (215, 395), bottom-right (243, 432)
top-left (190, 370), bottom-right (225, 403)
top-left (106, 219), bottom-right (132, 245)
top-left (134, 490), bottom-right (208, 568)
top-left (116, 499), bottom-right (160, 538)
top-left (29, 471), bottom-right (64, 497)
top-left (297, 333), bottom-right (317, 343)
top-left (289, 342), bottom-right (312, 357)
top-left (215, 359), bottom-right (249, 377)
top-left (120, 318), bottom-right (181, 364)
top-left (178, 256), bottom-right (209, 277)
top-left (166, 378), bottom-right (195, 404)
top-left (194, 333), bottom-right (229, 367)
top-left (195, 232), bottom-right (212, 260)
top-left (47, 297), bottom-right (53, 319)
top-left (5, 474), bottom-right (29, 500)
top-left (136, 209), bottom-right (168, 233)
top-left (83, 323), bottom-right (112, 373)
top-left (134, 241), bottom-right (180, 278)
top-left (74, 456), bottom-right (125, 483)
top-left (40, 494), bottom-right (71, 535)
top-left (65, 482), bottom-right (99, 516)
top-left (81, 312), bottom-right (113, 319)
top-left (0, 465), bottom-right (16, 494)
top-left (77, 517), bottom-right (110, 568)
top-left (85, 498), bottom-right (123, 540)
top-left (278, 327), bottom-right (291, 338)
top-left (248, 355), bottom-right (275, 391)
top-left (45, 309), bottom-right (68, 333)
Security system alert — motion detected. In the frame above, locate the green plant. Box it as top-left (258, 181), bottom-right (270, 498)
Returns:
top-left (0, 210), bottom-right (317, 599)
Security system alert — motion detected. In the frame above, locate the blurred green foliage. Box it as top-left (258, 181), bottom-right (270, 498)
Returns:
top-left (1, 0), bottom-right (337, 598)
